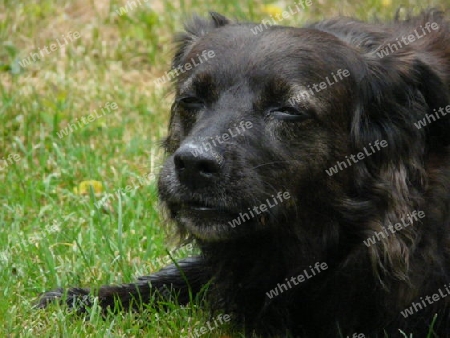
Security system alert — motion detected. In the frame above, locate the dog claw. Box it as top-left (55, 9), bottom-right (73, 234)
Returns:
top-left (34, 288), bottom-right (64, 309)
top-left (35, 287), bottom-right (92, 312)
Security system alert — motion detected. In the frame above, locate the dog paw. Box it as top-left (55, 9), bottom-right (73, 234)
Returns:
top-left (35, 287), bottom-right (92, 313)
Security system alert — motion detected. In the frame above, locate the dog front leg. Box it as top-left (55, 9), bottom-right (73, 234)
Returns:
top-left (36, 256), bottom-right (211, 313)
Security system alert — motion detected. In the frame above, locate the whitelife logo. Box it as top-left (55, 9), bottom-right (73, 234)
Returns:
top-left (325, 139), bottom-right (388, 177)
top-left (190, 121), bottom-right (253, 159)
top-left (187, 313), bottom-right (231, 337)
top-left (250, 0), bottom-right (313, 35)
top-left (19, 31), bottom-right (81, 68)
top-left (376, 22), bottom-right (439, 58)
top-left (0, 153), bottom-right (21, 171)
top-left (56, 102), bottom-right (118, 139)
top-left (363, 210), bottom-right (425, 247)
top-left (154, 50), bottom-right (215, 86)
top-left (114, 0), bottom-right (150, 16)
top-left (228, 191), bottom-right (291, 228)
top-left (266, 262), bottom-right (328, 299)
top-left (288, 68), bottom-right (350, 105)
top-left (414, 104), bottom-right (450, 130)
top-left (401, 284), bottom-right (450, 318)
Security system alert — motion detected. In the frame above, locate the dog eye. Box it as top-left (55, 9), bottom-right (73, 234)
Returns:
top-left (177, 96), bottom-right (205, 110)
top-left (268, 107), bottom-right (310, 121)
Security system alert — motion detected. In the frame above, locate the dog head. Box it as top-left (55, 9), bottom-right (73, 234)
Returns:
top-left (158, 12), bottom-right (450, 280)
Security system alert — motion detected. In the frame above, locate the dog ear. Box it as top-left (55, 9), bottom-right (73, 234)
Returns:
top-left (409, 58), bottom-right (450, 147)
top-left (353, 53), bottom-right (450, 153)
top-left (348, 52), bottom-right (450, 285)
top-left (163, 13), bottom-right (230, 154)
top-left (172, 12), bottom-right (230, 69)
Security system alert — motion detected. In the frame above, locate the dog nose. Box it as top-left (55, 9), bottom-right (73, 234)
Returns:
top-left (173, 145), bottom-right (222, 189)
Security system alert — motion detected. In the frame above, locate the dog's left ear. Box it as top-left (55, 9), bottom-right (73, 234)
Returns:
top-left (408, 58), bottom-right (450, 147)
top-left (350, 51), bottom-right (450, 284)
top-left (351, 52), bottom-right (450, 201)
top-left (172, 12), bottom-right (231, 68)
top-left (353, 53), bottom-right (450, 152)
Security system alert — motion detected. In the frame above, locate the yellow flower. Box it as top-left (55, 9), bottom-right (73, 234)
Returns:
top-left (381, 0), bottom-right (392, 6)
top-left (73, 180), bottom-right (103, 195)
top-left (261, 4), bottom-right (283, 17)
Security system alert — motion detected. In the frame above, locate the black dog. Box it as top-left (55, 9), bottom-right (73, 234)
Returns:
top-left (39, 9), bottom-right (450, 337)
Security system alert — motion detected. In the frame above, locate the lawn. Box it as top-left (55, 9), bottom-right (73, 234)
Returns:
top-left (0, 0), bottom-right (446, 337)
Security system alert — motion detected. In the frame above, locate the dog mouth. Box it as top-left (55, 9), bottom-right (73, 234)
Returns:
top-left (182, 202), bottom-right (220, 211)
top-left (166, 200), bottom-right (268, 240)
top-left (169, 201), bottom-right (239, 219)
top-left (168, 201), bottom-right (227, 212)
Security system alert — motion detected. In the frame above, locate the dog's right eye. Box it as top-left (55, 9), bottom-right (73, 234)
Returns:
top-left (268, 107), bottom-right (311, 121)
top-left (177, 97), bottom-right (205, 110)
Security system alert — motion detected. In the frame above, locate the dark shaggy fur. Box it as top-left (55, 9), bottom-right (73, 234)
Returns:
top-left (38, 9), bottom-right (450, 337)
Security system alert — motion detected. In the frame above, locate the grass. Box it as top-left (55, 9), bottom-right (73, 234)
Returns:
top-left (0, 0), bottom-right (446, 337)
